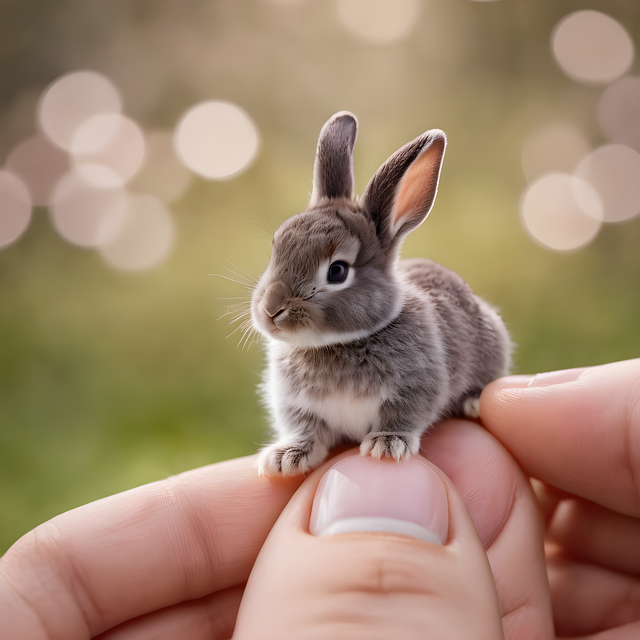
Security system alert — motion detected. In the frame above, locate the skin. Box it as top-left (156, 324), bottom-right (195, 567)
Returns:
top-left (0, 359), bottom-right (638, 638)
top-left (480, 358), bottom-right (640, 639)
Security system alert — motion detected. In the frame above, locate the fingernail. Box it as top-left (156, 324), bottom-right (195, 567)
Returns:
top-left (498, 368), bottom-right (587, 388)
top-left (309, 455), bottom-right (448, 545)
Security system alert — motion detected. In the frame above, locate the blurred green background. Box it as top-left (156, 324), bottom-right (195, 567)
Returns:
top-left (1, 0), bottom-right (639, 553)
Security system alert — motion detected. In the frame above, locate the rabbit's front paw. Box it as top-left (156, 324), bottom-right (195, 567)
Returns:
top-left (360, 432), bottom-right (419, 461)
top-left (257, 440), bottom-right (328, 477)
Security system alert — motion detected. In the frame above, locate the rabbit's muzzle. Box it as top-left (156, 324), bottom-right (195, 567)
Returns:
top-left (259, 281), bottom-right (312, 333)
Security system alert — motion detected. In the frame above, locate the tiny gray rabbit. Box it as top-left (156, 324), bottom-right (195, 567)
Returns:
top-left (251, 112), bottom-right (512, 477)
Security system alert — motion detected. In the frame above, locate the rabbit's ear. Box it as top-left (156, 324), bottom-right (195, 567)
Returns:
top-left (309, 112), bottom-right (358, 206)
top-left (361, 130), bottom-right (446, 245)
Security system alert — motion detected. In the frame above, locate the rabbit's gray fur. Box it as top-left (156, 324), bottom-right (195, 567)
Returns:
top-left (251, 112), bottom-right (512, 476)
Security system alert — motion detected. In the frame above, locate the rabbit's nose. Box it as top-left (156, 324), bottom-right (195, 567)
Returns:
top-left (262, 281), bottom-right (291, 320)
top-left (266, 307), bottom-right (285, 320)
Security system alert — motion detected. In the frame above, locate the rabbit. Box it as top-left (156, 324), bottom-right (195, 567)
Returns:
top-left (250, 111), bottom-right (512, 477)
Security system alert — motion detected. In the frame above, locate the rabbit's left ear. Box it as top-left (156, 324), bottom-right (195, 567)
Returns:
top-left (309, 112), bottom-right (358, 207)
top-left (361, 129), bottom-right (446, 246)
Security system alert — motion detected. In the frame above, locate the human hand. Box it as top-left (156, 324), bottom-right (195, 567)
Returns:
top-left (234, 420), bottom-right (553, 639)
top-left (0, 420), bottom-right (553, 639)
top-left (0, 458), bottom-right (306, 639)
top-left (481, 358), bottom-right (640, 638)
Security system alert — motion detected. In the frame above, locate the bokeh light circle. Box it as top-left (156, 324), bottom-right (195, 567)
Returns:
top-left (598, 76), bottom-right (640, 152)
top-left (521, 122), bottom-right (590, 183)
top-left (0, 171), bottom-right (32, 249)
top-left (70, 113), bottom-right (146, 188)
top-left (551, 11), bottom-right (634, 84)
top-left (49, 171), bottom-right (128, 247)
top-left (337, 0), bottom-right (420, 45)
top-left (576, 144), bottom-right (640, 223)
top-left (37, 71), bottom-right (122, 151)
top-left (129, 130), bottom-right (192, 202)
top-left (520, 173), bottom-right (602, 251)
top-left (98, 194), bottom-right (174, 271)
top-left (174, 101), bottom-right (260, 180)
top-left (5, 134), bottom-right (70, 206)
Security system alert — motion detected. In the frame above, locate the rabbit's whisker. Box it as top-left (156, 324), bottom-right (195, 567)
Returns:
top-left (211, 273), bottom-right (254, 290)
top-left (250, 214), bottom-right (274, 240)
top-left (256, 209), bottom-right (276, 238)
top-left (216, 309), bottom-right (250, 323)
top-left (238, 322), bottom-right (257, 350)
top-left (223, 303), bottom-right (252, 314)
top-left (226, 318), bottom-right (253, 340)
top-left (224, 259), bottom-right (258, 285)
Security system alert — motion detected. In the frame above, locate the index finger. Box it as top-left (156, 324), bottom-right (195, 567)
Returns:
top-left (480, 358), bottom-right (640, 517)
top-left (0, 456), bottom-right (303, 639)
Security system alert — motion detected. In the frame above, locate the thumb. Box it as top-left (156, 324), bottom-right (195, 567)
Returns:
top-left (233, 451), bottom-right (503, 640)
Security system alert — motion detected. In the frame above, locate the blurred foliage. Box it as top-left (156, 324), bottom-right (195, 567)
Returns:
top-left (1, 0), bottom-right (640, 553)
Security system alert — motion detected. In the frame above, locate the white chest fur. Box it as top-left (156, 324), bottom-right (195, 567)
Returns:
top-left (263, 355), bottom-right (385, 443)
top-left (295, 390), bottom-right (383, 441)
top-left (264, 340), bottom-right (390, 444)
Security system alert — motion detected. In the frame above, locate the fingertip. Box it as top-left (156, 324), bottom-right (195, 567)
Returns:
top-left (421, 420), bottom-right (518, 549)
top-left (237, 445), bottom-right (505, 640)
top-left (479, 367), bottom-right (591, 442)
top-left (479, 359), bottom-right (640, 516)
top-left (485, 374), bottom-right (535, 391)
top-left (309, 454), bottom-right (449, 545)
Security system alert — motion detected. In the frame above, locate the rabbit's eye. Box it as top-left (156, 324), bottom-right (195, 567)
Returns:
top-left (327, 261), bottom-right (349, 284)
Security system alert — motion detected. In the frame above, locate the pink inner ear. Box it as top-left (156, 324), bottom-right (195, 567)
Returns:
top-left (392, 141), bottom-right (443, 232)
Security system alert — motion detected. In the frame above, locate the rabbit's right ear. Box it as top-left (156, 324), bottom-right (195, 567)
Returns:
top-left (309, 112), bottom-right (358, 207)
top-left (361, 130), bottom-right (446, 247)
